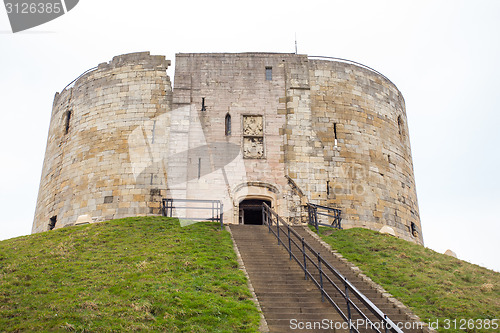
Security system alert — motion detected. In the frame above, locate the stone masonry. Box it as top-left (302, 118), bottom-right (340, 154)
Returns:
top-left (33, 52), bottom-right (423, 244)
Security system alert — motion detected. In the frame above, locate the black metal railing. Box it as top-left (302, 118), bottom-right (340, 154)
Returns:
top-left (262, 203), bottom-right (403, 333)
top-left (307, 203), bottom-right (342, 234)
top-left (162, 198), bottom-right (223, 229)
top-left (62, 66), bottom-right (98, 90)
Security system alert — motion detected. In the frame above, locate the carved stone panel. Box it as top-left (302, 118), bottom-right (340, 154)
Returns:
top-left (243, 137), bottom-right (264, 159)
top-left (243, 115), bottom-right (264, 159)
top-left (243, 115), bottom-right (263, 136)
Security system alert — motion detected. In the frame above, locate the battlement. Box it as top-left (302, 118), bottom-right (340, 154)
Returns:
top-left (99, 52), bottom-right (171, 71)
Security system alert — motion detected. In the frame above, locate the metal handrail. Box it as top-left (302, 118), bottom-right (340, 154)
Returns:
top-left (62, 66), bottom-right (98, 91)
top-left (307, 203), bottom-right (342, 234)
top-left (262, 203), bottom-right (403, 333)
top-left (162, 198), bottom-right (224, 229)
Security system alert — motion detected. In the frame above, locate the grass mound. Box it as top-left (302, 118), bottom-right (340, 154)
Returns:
top-left (314, 227), bottom-right (499, 333)
top-left (0, 217), bottom-right (260, 332)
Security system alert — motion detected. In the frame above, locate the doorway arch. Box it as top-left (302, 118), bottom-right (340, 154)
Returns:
top-left (232, 181), bottom-right (280, 225)
top-left (239, 199), bottom-right (271, 225)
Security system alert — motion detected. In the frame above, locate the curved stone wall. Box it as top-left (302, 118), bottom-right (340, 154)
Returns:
top-left (307, 59), bottom-right (421, 243)
top-left (32, 52), bottom-right (171, 233)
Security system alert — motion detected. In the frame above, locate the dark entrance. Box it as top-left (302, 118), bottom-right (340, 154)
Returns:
top-left (239, 199), bottom-right (271, 225)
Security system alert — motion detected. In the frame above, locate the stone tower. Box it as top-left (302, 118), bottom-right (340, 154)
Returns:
top-left (33, 52), bottom-right (422, 244)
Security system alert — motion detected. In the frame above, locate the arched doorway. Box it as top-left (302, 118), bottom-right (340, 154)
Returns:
top-left (239, 199), bottom-right (271, 225)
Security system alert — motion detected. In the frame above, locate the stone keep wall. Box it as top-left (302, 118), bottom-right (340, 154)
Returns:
top-left (171, 53), bottom-right (294, 223)
top-left (32, 52), bottom-right (171, 233)
top-left (33, 52), bottom-right (422, 244)
top-left (306, 60), bottom-right (422, 243)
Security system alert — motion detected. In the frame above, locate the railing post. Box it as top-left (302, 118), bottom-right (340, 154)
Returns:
top-left (307, 204), bottom-right (311, 226)
top-left (212, 201), bottom-right (215, 224)
top-left (338, 209), bottom-right (342, 229)
top-left (344, 277), bottom-right (353, 333)
top-left (315, 206), bottom-right (319, 235)
top-left (266, 206), bottom-right (271, 233)
top-left (261, 204), bottom-right (271, 228)
top-left (302, 237), bottom-right (307, 280)
top-left (318, 252), bottom-right (324, 302)
top-left (288, 226), bottom-right (292, 260)
top-left (276, 212), bottom-right (280, 246)
top-left (220, 202), bottom-right (224, 230)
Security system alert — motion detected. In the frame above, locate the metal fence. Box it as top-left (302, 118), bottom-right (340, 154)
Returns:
top-left (162, 198), bottom-right (223, 229)
top-left (307, 203), bottom-right (342, 234)
top-left (262, 203), bottom-right (403, 333)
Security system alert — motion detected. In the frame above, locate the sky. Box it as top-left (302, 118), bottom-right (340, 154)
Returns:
top-left (0, 0), bottom-right (499, 272)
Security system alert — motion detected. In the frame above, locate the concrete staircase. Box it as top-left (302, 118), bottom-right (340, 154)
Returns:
top-left (230, 225), bottom-right (345, 333)
top-left (292, 226), bottom-right (423, 333)
top-left (230, 224), bottom-right (424, 333)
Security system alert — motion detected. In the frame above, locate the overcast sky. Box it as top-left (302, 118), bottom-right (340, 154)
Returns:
top-left (0, 0), bottom-right (499, 272)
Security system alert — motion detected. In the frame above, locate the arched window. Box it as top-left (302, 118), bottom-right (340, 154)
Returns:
top-left (225, 113), bottom-right (231, 136)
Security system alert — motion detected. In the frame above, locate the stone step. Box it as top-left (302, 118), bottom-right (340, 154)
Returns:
top-left (291, 226), bottom-right (424, 332)
top-left (263, 312), bottom-right (343, 321)
top-left (259, 306), bottom-right (337, 314)
top-left (253, 286), bottom-right (381, 299)
top-left (230, 225), bottom-right (423, 333)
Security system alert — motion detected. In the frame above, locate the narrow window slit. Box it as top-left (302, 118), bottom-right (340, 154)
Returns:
top-left (397, 115), bottom-right (405, 138)
top-left (49, 216), bottom-right (57, 230)
top-left (225, 113), bottom-right (231, 136)
top-left (201, 97), bottom-right (206, 111)
top-left (411, 222), bottom-right (418, 237)
top-left (64, 111), bottom-right (72, 134)
top-left (198, 158), bottom-right (201, 179)
top-left (333, 123), bottom-right (338, 146)
top-left (151, 120), bottom-right (157, 144)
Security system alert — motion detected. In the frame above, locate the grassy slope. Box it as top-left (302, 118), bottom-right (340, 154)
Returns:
top-left (314, 227), bottom-right (499, 333)
top-left (0, 217), bottom-right (260, 332)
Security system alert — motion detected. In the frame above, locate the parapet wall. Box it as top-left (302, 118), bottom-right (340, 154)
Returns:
top-left (32, 52), bottom-right (171, 233)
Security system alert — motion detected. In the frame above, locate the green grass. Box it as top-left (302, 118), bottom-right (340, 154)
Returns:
top-left (0, 217), bottom-right (260, 332)
top-left (313, 227), bottom-right (500, 333)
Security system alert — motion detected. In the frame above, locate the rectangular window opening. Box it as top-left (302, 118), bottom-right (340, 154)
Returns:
top-left (265, 67), bottom-right (272, 81)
